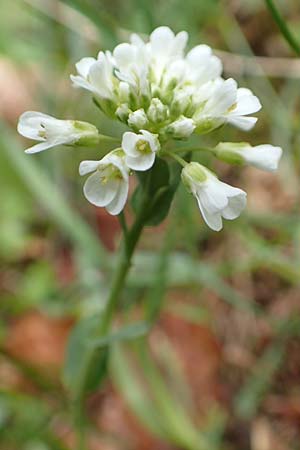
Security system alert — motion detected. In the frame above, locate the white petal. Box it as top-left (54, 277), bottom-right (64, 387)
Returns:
top-left (222, 190), bottom-right (247, 220)
top-left (231, 88), bottom-right (261, 116)
top-left (130, 33), bottom-right (145, 47)
top-left (106, 180), bottom-right (129, 215)
top-left (70, 75), bottom-right (95, 94)
top-left (18, 111), bottom-right (54, 140)
top-left (113, 43), bottom-right (136, 69)
top-left (75, 57), bottom-right (96, 78)
top-left (244, 145), bottom-right (282, 171)
top-left (140, 130), bottom-right (160, 152)
top-left (186, 44), bottom-right (212, 62)
top-left (227, 116), bottom-right (257, 131)
top-left (197, 199), bottom-right (223, 231)
top-left (197, 180), bottom-right (229, 214)
top-left (25, 140), bottom-right (60, 154)
top-left (121, 132), bottom-right (140, 157)
top-left (83, 171), bottom-right (118, 207)
top-left (125, 152), bottom-right (155, 171)
top-left (150, 26), bottom-right (175, 54)
top-left (79, 160), bottom-right (100, 176)
top-left (104, 155), bottom-right (129, 181)
top-left (88, 61), bottom-right (113, 98)
top-left (173, 31), bottom-right (188, 56)
top-left (204, 78), bottom-right (237, 116)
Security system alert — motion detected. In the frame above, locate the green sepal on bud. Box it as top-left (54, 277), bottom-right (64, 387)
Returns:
top-left (72, 121), bottom-right (101, 146)
top-left (181, 162), bottom-right (208, 192)
top-left (214, 142), bottom-right (248, 165)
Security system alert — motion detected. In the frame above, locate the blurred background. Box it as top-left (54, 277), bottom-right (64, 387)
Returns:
top-left (1, 0), bottom-right (300, 449)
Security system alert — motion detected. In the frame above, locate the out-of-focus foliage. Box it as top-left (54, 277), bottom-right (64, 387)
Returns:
top-left (1, 0), bottom-right (300, 449)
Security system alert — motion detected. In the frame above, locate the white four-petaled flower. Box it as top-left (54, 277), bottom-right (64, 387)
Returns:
top-left (18, 111), bottom-right (100, 154)
top-left (181, 162), bottom-right (247, 231)
top-left (70, 52), bottom-right (115, 100)
top-left (122, 130), bottom-right (160, 171)
top-left (193, 79), bottom-right (261, 134)
top-left (79, 150), bottom-right (129, 215)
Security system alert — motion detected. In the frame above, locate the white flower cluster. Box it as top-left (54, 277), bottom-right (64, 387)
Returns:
top-left (71, 27), bottom-right (261, 138)
top-left (18, 26), bottom-right (282, 231)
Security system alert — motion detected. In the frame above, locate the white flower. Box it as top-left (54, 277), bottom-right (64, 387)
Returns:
top-left (113, 41), bottom-right (150, 97)
top-left (185, 45), bottom-right (222, 85)
top-left (193, 79), bottom-right (261, 133)
top-left (214, 142), bottom-right (283, 172)
top-left (227, 88), bottom-right (262, 131)
top-left (181, 162), bottom-right (247, 231)
top-left (70, 27), bottom-right (263, 139)
top-left (148, 26), bottom-right (188, 83)
top-left (79, 150), bottom-right (129, 215)
top-left (18, 111), bottom-right (100, 154)
top-left (70, 52), bottom-right (115, 100)
top-left (122, 130), bottom-right (160, 171)
top-left (166, 116), bottom-right (195, 139)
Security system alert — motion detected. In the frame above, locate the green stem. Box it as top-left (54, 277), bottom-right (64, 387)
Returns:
top-left (172, 146), bottom-right (213, 154)
top-left (265, 0), bottom-right (300, 55)
top-left (118, 211), bottom-right (128, 237)
top-left (163, 151), bottom-right (188, 167)
top-left (74, 173), bottom-right (151, 449)
top-left (98, 134), bottom-right (120, 143)
top-left (100, 213), bottom-right (146, 333)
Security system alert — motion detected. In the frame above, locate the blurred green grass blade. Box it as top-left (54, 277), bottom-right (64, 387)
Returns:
top-left (239, 228), bottom-right (300, 284)
top-left (59, 0), bottom-right (119, 45)
top-left (235, 316), bottom-right (300, 419)
top-left (90, 321), bottom-right (151, 348)
top-left (129, 251), bottom-right (261, 315)
top-left (0, 124), bottom-right (107, 268)
top-left (137, 342), bottom-right (209, 450)
top-left (235, 341), bottom-right (285, 420)
top-left (110, 344), bottom-right (166, 438)
top-left (265, 0), bottom-right (300, 55)
top-left (144, 223), bottom-right (174, 323)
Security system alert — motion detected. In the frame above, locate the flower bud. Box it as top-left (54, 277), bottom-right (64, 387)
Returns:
top-left (166, 116), bottom-right (195, 139)
top-left (170, 89), bottom-right (192, 116)
top-left (214, 142), bottom-right (282, 172)
top-left (147, 98), bottom-right (169, 123)
top-left (119, 81), bottom-right (130, 103)
top-left (128, 108), bottom-right (148, 130)
top-left (116, 104), bottom-right (130, 123)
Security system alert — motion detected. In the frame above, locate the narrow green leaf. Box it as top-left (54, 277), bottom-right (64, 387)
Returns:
top-left (63, 316), bottom-right (108, 395)
top-left (110, 345), bottom-right (166, 438)
top-left (132, 158), bottom-right (181, 226)
top-left (89, 321), bottom-right (151, 348)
